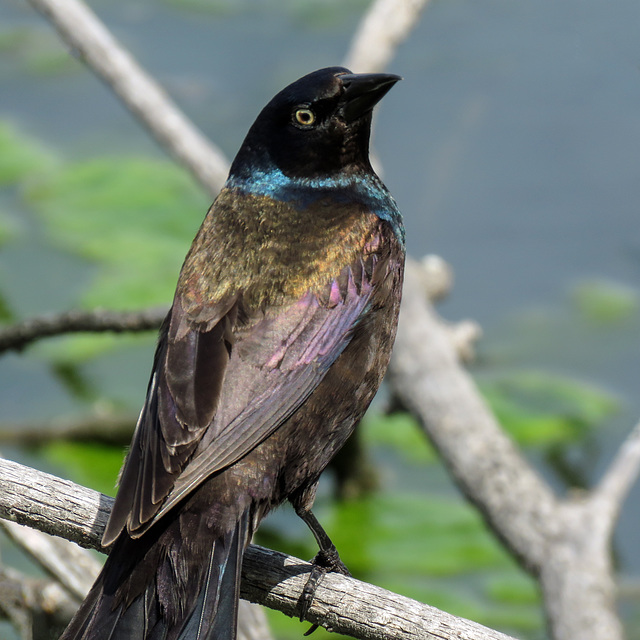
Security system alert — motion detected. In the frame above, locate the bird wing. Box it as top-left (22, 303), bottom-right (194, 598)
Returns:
top-left (103, 253), bottom-right (383, 545)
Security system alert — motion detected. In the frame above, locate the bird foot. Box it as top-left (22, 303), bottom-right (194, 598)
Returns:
top-left (300, 546), bottom-right (351, 634)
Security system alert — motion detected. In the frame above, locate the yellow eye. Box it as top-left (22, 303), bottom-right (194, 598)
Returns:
top-left (294, 108), bottom-right (316, 127)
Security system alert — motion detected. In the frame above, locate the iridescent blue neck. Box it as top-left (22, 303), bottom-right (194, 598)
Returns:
top-left (226, 165), bottom-right (405, 245)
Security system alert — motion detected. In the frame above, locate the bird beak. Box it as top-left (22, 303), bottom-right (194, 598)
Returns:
top-left (338, 72), bottom-right (402, 122)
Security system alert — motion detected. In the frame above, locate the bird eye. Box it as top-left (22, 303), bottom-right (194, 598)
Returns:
top-left (293, 108), bottom-right (316, 127)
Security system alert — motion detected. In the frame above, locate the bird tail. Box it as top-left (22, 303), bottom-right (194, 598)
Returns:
top-left (60, 509), bottom-right (251, 640)
top-left (174, 510), bottom-right (248, 640)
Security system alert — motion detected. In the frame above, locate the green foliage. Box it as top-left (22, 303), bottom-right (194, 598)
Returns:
top-left (0, 214), bottom-right (15, 249)
top-left (363, 410), bottom-right (435, 463)
top-left (260, 489), bottom-right (542, 640)
top-left (479, 370), bottom-right (619, 446)
top-left (160, 0), bottom-right (239, 13)
top-left (328, 493), bottom-right (508, 577)
top-left (487, 573), bottom-right (539, 606)
top-left (0, 120), bottom-right (54, 187)
top-left (0, 291), bottom-right (14, 322)
top-left (27, 156), bottom-right (208, 310)
top-left (286, 0), bottom-right (369, 29)
top-left (43, 441), bottom-right (124, 497)
top-left (0, 120), bottom-right (55, 252)
top-left (159, 0), bottom-right (368, 22)
top-left (572, 279), bottom-right (639, 326)
top-left (0, 134), bottom-right (207, 365)
top-left (35, 334), bottom-right (130, 366)
top-left (363, 371), bottom-right (616, 459)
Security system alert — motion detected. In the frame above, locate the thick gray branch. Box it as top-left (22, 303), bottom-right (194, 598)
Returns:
top-left (0, 458), bottom-right (517, 640)
top-left (242, 545), bottom-right (515, 640)
top-left (0, 458), bottom-right (111, 552)
top-left (389, 260), bottom-right (559, 572)
top-left (388, 259), bottom-right (632, 640)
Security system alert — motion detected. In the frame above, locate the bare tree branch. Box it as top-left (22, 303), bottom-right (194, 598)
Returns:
top-left (241, 545), bottom-right (516, 640)
top-left (537, 498), bottom-right (623, 640)
top-left (592, 420), bottom-right (640, 529)
top-left (0, 412), bottom-right (137, 446)
top-left (0, 307), bottom-right (166, 354)
top-left (343, 0), bottom-right (431, 73)
top-left (0, 519), bottom-right (100, 601)
top-left (388, 259), bottom-right (633, 640)
top-left (389, 260), bottom-right (559, 573)
top-left (26, 0), bottom-right (229, 197)
top-left (0, 458), bottom-right (518, 640)
top-left (0, 566), bottom-right (78, 640)
top-left (534, 420), bottom-right (640, 640)
top-left (0, 458), bottom-right (111, 552)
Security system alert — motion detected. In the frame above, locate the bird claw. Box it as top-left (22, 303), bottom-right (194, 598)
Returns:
top-left (299, 546), bottom-right (351, 631)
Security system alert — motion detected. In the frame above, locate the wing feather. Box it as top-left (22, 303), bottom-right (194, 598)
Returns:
top-left (103, 250), bottom-right (384, 546)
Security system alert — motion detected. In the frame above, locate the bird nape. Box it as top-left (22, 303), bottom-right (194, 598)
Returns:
top-left (61, 66), bottom-right (405, 640)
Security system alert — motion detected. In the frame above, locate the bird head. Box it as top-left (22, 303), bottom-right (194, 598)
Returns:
top-left (229, 67), bottom-right (401, 181)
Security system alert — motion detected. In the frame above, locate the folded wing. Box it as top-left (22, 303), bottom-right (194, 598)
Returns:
top-left (103, 254), bottom-right (383, 545)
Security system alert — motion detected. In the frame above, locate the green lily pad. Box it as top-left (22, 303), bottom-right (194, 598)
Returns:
top-left (572, 279), bottom-right (639, 326)
top-left (479, 370), bottom-right (619, 446)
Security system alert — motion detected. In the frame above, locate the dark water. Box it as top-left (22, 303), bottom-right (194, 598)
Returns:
top-left (1, 0), bottom-right (639, 637)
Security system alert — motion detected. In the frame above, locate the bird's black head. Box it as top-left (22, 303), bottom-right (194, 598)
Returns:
top-left (229, 67), bottom-right (401, 181)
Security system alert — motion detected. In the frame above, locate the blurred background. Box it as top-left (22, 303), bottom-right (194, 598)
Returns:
top-left (0, 0), bottom-right (639, 638)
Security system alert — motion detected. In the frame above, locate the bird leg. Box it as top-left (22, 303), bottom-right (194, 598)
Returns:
top-left (294, 506), bottom-right (351, 632)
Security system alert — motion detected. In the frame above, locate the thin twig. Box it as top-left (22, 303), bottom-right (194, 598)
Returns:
top-left (0, 413), bottom-right (137, 446)
top-left (0, 566), bottom-right (78, 639)
top-left (0, 307), bottom-right (166, 354)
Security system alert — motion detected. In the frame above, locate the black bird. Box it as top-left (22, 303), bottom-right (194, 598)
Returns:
top-left (61, 66), bottom-right (405, 640)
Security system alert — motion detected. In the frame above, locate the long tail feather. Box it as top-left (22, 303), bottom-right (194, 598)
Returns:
top-left (61, 509), bottom-right (251, 640)
top-left (175, 509), bottom-right (248, 640)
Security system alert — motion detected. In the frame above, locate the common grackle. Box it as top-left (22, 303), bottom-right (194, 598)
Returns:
top-left (61, 66), bottom-right (405, 640)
